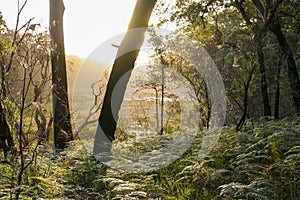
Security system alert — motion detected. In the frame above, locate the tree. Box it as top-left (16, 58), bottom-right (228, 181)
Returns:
top-left (0, 4), bottom-right (56, 197)
top-left (161, 0), bottom-right (300, 120)
top-left (242, 0), bottom-right (300, 115)
top-left (93, 0), bottom-right (157, 156)
top-left (268, 20), bottom-right (300, 115)
top-left (49, 0), bottom-right (73, 150)
top-left (0, 104), bottom-right (13, 159)
top-left (236, 65), bottom-right (256, 130)
top-left (161, 0), bottom-right (262, 123)
top-left (0, 12), bottom-right (14, 159)
top-left (234, 0), bottom-right (272, 116)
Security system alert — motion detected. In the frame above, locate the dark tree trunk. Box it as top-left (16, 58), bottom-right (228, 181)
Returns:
top-left (0, 62), bottom-right (13, 158)
top-left (0, 103), bottom-right (13, 158)
top-left (204, 83), bottom-right (211, 129)
top-left (269, 22), bottom-right (300, 115)
top-left (49, 0), bottom-right (73, 150)
top-left (274, 58), bottom-right (281, 119)
top-left (235, 0), bottom-right (271, 116)
top-left (236, 66), bottom-right (255, 131)
top-left (254, 31), bottom-right (272, 116)
top-left (160, 55), bottom-right (165, 135)
top-left (93, 0), bottom-right (157, 156)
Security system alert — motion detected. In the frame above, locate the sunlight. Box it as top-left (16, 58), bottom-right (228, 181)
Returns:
top-left (1, 0), bottom-right (299, 198)
top-left (63, 0), bottom-right (136, 57)
top-left (0, 0), bottom-right (136, 57)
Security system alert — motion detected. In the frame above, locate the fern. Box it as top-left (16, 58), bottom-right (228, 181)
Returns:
top-left (219, 181), bottom-right (275, 200)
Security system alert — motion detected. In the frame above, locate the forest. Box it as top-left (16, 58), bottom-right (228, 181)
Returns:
top-left (0, 0), bottom-right (300, 199)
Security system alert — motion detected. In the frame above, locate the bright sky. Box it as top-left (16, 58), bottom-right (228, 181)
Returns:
top-left (0, 0), bottom-right (138, 58)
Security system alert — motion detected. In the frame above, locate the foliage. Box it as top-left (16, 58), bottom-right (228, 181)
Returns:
top-left (1, 0), bottom-right (300, 199)
top-left (1, 118), bottom-right (299, 199)
top-left (156, 0), bottom-right (300, 119)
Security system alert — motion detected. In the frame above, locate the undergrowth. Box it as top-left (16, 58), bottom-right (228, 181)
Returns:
top-left (0, 117), bottom-right (299, 199)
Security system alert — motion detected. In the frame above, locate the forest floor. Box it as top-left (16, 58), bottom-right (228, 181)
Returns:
top-left (0, 117), bottom-right (300, 199)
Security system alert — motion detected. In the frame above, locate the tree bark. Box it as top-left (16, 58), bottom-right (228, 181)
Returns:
top-left (0, 103), bottom-right (13, 158)
top-left (274, 58), bottom-right (281, 119)
top-left (235, 0), bottom-right (272, 116)
top-left (49, 0), bottom-right (73, 150)
top-left (159, 53), bottom-right (165, 135)
top-left (236, 66), bottom-right (255, 131)
top-left (93, 0), bottom-right (157, 156)
top-left (269, 22), bottom-right (300, 115)
top-left (254, 31), bottom-right (272, 116)
top-left (0, 61), bottom-right (13, 158)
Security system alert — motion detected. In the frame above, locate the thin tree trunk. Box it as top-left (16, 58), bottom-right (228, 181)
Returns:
top-left (269, 22), bottom-right (300, 115)
top-left (160, 64), bottom-right (164, 135)
top-left (49, 0), bottom-right (73, 150)
top-left (155, 87), bottom-right (159, 133)
top-left (254, 31), bottom-right (272, 116)
top-left (204, 83), bottom-right (211, 129)
top-left (235, 0), bottom-right (271, 116)
top-left (274, 58), bottom-right (281, 119)
top-left (15, 68), bottom-right (27, 200)
top-left (236, 66), bottom-right (255, 131)
top-left (93, 0), bottom-right (157, 156)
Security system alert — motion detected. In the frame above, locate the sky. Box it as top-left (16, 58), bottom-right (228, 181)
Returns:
top-left (0, 0), bottom-right (138, 58)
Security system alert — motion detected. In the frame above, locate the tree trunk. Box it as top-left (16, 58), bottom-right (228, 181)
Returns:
top-left (235, 0), bottom-right (271, 116)
top-left (0, 62), bottom-right (13, 158)
top-left (93, 0), bottom-right (157, 156)
top-left (236, 66), bottom-right (255, 131)
top-left (49, 0), bottom-right (73, 150)
top-left (254, 31), bottom-right (272, 116)
top-left (0, 103), bottom-right (13, 158)
top-left (274, 58), bottom-right (281, 119)
top-left (155, 87), bottom-right (159, 133)
top-left (269, 22), bottom-right (300, 115)
top-left (160, 61), bottom-right (165, 135)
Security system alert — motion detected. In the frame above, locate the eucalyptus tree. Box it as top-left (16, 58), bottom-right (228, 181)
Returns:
top-left (158, 0), bottom-right (300, 119)
top-left (234, 0), bottom-right (300, 116)
top-left (169, 0), bottom-right (272, 116)
top-left (49, 0), bottom-right (73, 150)
top-left (94, 0), bottom-right (157, 155)
top-left (267, 0), bottom-right (300, 115)
top-left (232, 0), bottom-right (300, 116)
top-left (0, 12), bottom-right (14, 158)
top-left (233, 0), bottom-right (272, 116)
top-left (155, 0), bottom-right (263, 125)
